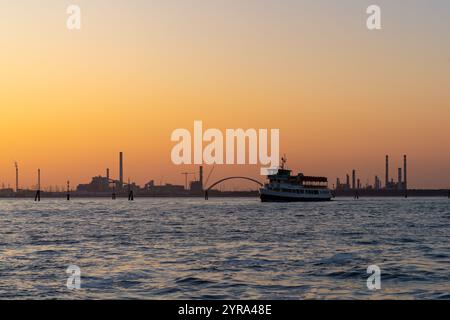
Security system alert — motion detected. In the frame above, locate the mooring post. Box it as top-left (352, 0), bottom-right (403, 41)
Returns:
top-left (34, 190), bottom-right (41, 202)
top-left (35, 169), bottom-right (41, 202)
top-left (112, 185), bottom-right (116, 200)
top-left (66, 180), bottom-right (70, 201)
top-left (128, 180), bottom-right (134, 201)
top-left (204, 190), bottom-right (209, 200)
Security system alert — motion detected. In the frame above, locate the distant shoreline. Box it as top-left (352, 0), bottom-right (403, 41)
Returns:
top-left (0, 189), bottom-right (449, 199)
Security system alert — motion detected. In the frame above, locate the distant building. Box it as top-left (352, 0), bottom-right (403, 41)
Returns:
top-left (335, 174), bottom-right (351, 190)
top-left (0, 188), bottom-right (14, 196)
top-left (189, 180), bottom-right (203, 194)
top-left (374, 175), bottom-right (381, 190)
top-left (189, 166), bottom-right (204, 194)
top-left (144, 180), bottom-right (185, 195)
top-left (77, 176), bottom-right (110, 192)
top-left (384, 155), bottom-right (407, 190)
top-left (336, 179), bottom-right (350, 190)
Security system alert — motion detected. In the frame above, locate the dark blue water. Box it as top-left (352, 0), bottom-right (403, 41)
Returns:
top-left (0, 197), bottom-right (449, 299)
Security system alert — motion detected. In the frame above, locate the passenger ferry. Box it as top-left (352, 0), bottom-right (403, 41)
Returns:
top-left (260, 158), bottom-right (332, 202)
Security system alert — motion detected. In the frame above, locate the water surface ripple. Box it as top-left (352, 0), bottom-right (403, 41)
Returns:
top-left (0, 198), bottom-right (449, 299)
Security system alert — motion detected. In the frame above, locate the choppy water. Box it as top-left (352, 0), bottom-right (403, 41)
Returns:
top-left (0, 197), bottom-right (449, 299)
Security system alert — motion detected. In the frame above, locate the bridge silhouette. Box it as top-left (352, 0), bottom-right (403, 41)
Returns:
top-left (204, 176), bottom-right (263, 200)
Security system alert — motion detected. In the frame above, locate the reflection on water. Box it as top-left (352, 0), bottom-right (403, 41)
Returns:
top-left (0, 197), bottom-right (449, 299)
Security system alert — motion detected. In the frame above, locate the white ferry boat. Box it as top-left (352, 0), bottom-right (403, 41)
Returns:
top-left (260, 158), bottom-right (332, 202)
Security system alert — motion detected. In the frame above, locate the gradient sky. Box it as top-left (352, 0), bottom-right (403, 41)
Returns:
top-left (0, 0), bottom-right (449, 190)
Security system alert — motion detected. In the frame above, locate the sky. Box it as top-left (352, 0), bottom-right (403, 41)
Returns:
top-left (0, 0), bottom-right (449, 190)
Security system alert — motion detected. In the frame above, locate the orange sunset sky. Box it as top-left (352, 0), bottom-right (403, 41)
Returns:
top-left (0, 0), bottom-right (449, 190)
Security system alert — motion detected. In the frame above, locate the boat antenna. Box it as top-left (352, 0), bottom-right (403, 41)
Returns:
top-left (281, 154), bottom-right (287, 170)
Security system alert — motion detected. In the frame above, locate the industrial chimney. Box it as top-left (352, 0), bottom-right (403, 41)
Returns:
top-left (398, 168), bottom-right (402, 190)
top-left (403, 155), bottom-right (407, 191)
top-left (14, 162), bottom-right (19, 193)
top-left (119, 152), bottom-right (123, 189)
top-left (385, 155), bottom-right (389, 189)
top-left (352, 170), bottom-right (356, 190)
top-left (199, 166), bottom-right (204, 190)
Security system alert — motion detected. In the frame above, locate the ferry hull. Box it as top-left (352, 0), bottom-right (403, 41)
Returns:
top-left (260, 193), bottom-right (332, 202)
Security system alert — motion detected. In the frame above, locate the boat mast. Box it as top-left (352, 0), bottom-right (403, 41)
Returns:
top-left (281, 155), bottom-right (287, 170)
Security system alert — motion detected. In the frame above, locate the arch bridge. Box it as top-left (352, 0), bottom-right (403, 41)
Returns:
top-left (204, 177), bottom-right (263, 200)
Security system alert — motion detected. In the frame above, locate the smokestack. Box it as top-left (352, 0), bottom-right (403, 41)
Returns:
top-left (346, 174), bottom-right (350, 188)
top-left (106, 168), bottom-right (110, 181)
top-left (15, 162), bottom-right (19, 193)
top-left (385, 155), bottom-right (389, 188)
top-left (398, 168), bottom-right (402, 190)
top-left (38, 169), bottom-right (41, 190)
top-left (199, 166), bottom-right (203, 190)
top-left (119, 152), bottom-right (123, 189)
top-left (404, 155), bottom-right (407, 191)
top-left (352, 170), bottom-right (356, 190)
